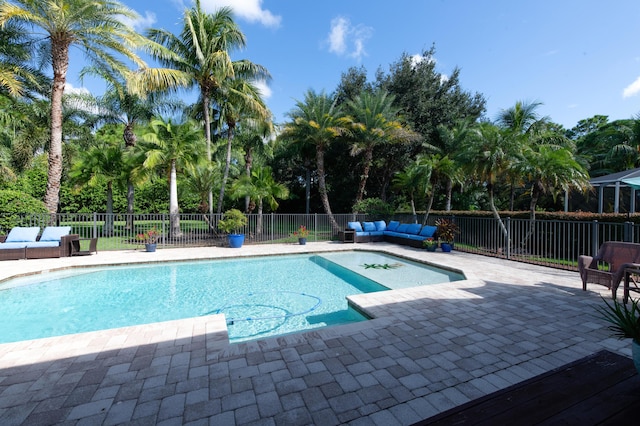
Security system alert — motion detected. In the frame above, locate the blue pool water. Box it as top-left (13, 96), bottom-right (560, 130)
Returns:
top-left (0, 252), bottom-right (463, 344)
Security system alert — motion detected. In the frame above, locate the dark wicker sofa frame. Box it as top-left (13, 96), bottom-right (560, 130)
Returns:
top-left (0, 234), bottom-right (76, 260)
top-left (578, 241), bottom-right (640, 298)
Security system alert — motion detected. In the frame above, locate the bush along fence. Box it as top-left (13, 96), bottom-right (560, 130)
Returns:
top-left (1, 212), bottom-right (638, 271)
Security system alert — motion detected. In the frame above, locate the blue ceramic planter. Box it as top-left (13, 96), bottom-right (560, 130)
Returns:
top-left (228, 234), bottom-right (245, 248)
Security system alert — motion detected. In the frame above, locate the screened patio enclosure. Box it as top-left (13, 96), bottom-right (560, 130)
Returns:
top-left (589, 167), bottom-right (640, 213)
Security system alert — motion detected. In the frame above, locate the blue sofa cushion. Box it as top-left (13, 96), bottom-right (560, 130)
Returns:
top-left (0, 242), bottom-right (28, 249)
top-left (419, 225), bottom-right (437, 238)
top-left (374, 220), bottom-right (386, 231)
top-left (406, 223), bottom-right (422, 235)
top-left (5, 226), bottom-right (40, 243)
top-left (386, 221), bottom-right (400, 232)
top-left (396, 223), bottom-right (409, 233)
top-left (40, 226), bottom-right (71, 242)
top-left (347, 221), bottom-right (363, 232)
top-left (405, 234), bottom-right (427, 241)
top-left (368, 231), bottom-right (384, 236)
top-left (363, 222), bottom-right (376, 232)
top-left (383, 231), bottom-right (406, 238)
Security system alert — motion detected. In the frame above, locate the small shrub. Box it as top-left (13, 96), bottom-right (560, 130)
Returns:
top-left (0, 189), bottom-right (48, 233)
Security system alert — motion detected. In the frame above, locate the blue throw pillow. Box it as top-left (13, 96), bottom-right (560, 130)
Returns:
top-left (374, 220), bottom-right (386, 231)
top-left (363, 222), bottom-right (376, 232)
top-left (386, 221), bottom-right (400, 232)
top-left (40, 226), bottom-right (72, 242)
top-left (419, 225), bottom-right (437, 238)
top-left (406, 223), bottom-right (422, 234)
top-left (396, 223), bottom-right (409, 233)
top-left (5, 226), bottom-right (40, 242)
top-left (347, 221), bottom-right (363, 232)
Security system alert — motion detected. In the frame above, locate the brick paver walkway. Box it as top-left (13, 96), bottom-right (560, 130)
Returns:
top-left (0, 243), bottom-right (628, 425)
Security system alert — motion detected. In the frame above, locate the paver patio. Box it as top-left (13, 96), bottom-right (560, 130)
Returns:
top-left (0, 242), bottom-right (631, 425)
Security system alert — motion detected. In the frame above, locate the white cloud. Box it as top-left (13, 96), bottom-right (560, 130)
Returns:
top-left (623, 76), bottom-right (640, 98)
top-left (64, 83), bottom-right (90, 96)
top-left (254, 79), bottom-right (272, 99)
top-left (201, 0), bottom-right (281, 28)
top-left (326, 16), bottom-right (372, 60)
top-left (120, 10), bottom-right (157, 32)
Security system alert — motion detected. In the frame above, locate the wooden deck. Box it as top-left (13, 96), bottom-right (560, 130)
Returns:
top-left (414, 350), bottom-right (640, 425)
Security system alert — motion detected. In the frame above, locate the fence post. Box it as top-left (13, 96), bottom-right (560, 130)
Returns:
top-left (505, 217), bottom-right (511, 260)
top-left (92, 212), bottom-right (97, 239)
top-left (592, 220), bottom-right (599, 255)
top-left (624, 221), bottom-right (634, 242)
top-left (314, 213), bottom-right (318, 242)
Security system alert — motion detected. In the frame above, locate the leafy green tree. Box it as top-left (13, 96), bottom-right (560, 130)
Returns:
top-left (0, 0), bottom-right (150, 213)
top-left (0, 21), bottom-right (47, 97)
top-left (393, 161), bottom-right (426, 221)
top-left (68, 138), bottom-right (126, 236)
top-left (142, 2), bottom-right (270, 216)
top-left (139, 118), bottom-right (205, 237)
top-left (0, 188), bottom-right (47, 232)
top-left (231, 165), bottom-right (288, 235)
top-left (344, 89), bottom-right (419, 207)
top-left (281, 90), bottom-right (348, 230)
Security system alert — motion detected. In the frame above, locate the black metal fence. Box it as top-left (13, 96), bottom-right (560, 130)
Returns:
top-left (1, 212), bottom-right (636, 271)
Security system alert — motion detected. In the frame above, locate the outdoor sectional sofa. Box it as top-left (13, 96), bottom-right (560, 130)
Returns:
top-left (0, 226), bottom-right (75, 260)
top-left (346, 220), bottom-right (437, 248)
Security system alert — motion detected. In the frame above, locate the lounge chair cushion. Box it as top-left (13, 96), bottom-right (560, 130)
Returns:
top-left (347, 221), bottom-right (363, 232)
top-left (5, 226), bottom-right (40, 243)
top-left (406, 224), bottom-right (422, 235)
top-left (363, 222), bottom-right (376, 232)
top-left (386, 221), bottom-right (400, 232)
top-left (26, 241), bottom-right (61, 248)
top-left (40, 226), bottom-right (72, 242)
top-left (0, 242), bottom-right (28, 249)
top-left (374, 220), bottom-right (386, 231)
top-left (419, 225), bottom-right (437, 238)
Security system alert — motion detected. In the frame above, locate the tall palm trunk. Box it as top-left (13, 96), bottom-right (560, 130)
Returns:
top-left (202, 94), bottom-right (214, 218)
top-left (169, 159), bottom-right (182, 238)
top-left (244, 147), bottom-right (253, 213)
top-left (355, 147), bottom-right (373, 205)
top-left (44, 41), bottom-right (70, 215)
top-left (316, 145), bottom-right (339, 231)
top-left (124, 123), bottom-right (136, 230)
top-left (105, 181), bottom-right (114, 236)
top-left (217, 126), bottom-right (234, 214)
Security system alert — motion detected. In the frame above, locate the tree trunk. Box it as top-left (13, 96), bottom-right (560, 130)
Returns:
top-left (105, 181), bottom-right (114, 236)
top-left (445, 178), bottom-right (453, 212)
top-left (124, 124), bottom-right (136, 230)
top-left (217, 125), bottom-right (234, 215)
top-left (244, 147), bottom-right (253, 213)
top-left (355, 147), bottom-right (373, 205)
top-left (422, 191), bottom-right (435, 226)
top-left (169, 159), bottom-right (182, 238)
top-left (202, 94), bottom-right (214, 218)
top-left (257, 198), bottom-right (263, 235)
top-left (316, 144), bottom-right (339, 231)
top-left (44, 41), bottom-right (70, 214)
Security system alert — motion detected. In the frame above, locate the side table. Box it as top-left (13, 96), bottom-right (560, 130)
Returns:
top-left (339, 229), bottom-right (355, 243)
top-left (622, 264), bottom-right (640, 304)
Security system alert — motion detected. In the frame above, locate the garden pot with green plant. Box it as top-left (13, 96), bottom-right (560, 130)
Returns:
top-left (218, 209), bottom-right (248, 248)
top-left (596, 296), bottom-right (640, 373)
top-left (423, 237), bottom-right (438, 252)
top-left (137, 228), bottom-right (159, 252)
top-left (435, 218), bottom-right (459, 252)
top-left (292, 225), bottom-right (309, 245)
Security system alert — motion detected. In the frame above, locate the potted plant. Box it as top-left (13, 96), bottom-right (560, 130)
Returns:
top-left (423, 237), bottom-right (438, 252)
top-left (435, 218), bottom-right (459, 252)
top-left (137, 228), bottom-right (159, 252)
top-left (596, 296), bottom-right (640, 373)
top-left (218, 209), bottom-right (248, 248)
top-left (292, 225), bottom-right (309, 245)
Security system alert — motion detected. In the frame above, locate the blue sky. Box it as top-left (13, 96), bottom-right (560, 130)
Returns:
top-left (66, 0), bottom-right (640, 129)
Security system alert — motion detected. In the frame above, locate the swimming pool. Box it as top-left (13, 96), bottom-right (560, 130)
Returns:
top-left (0, 251), bottom-right (464, 344)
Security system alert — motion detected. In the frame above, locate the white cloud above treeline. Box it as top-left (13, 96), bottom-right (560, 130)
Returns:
top-left (326, 16), bottom-right (372, 61)
top-left (201, 0), bottom-right (281, 28)
top-left (623, 76), bottom-right (640, 98)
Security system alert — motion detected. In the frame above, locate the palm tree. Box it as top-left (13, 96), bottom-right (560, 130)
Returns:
top-left (231, 165), bottom-right (289, 235)
top-left (281, 90), bottom-right (347, 231)
top-left (344, 89), bottom-right (419, 206)
top-left (393, 161), bottom-right (428, 222)
top-left (68, 139), bottom-right (125, 236)
top-left (236, 123), bottom-right (274, 213)
top-left (0, 21), bottom-right (47, 97)
top-left (141, 2), bottom-right (270, 216)
top-left (139, 118), bottom-right (205, 237)
top-left (215, 77), bottom-right (271, 215)
top-left (0, 0), bottom-right (150, 214)
top-left (436, 119), bottom-right (476, 211)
